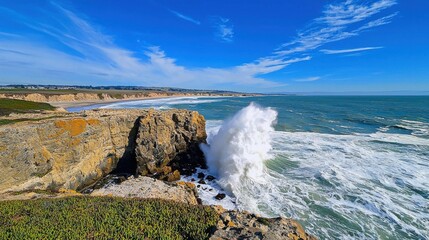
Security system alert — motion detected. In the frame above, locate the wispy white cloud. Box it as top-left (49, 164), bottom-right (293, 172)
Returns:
top-left (356, 12), bottom-right (398, 31)
top-left (317, 0), bottom-right (396, 26)
top-left (321, 46), bottom-right (383, 54)
top-left (0, 31), bottom-right (20, 37)
top-left (169, 10), bottom-right (200, 25)
top-left (0, 0), bottom-right (397, 91)
top-left (275, 0), bottom-right (397, 56)
top-left (294, 76), bottom-right (321, 82)
top-left (213, 17), bottom-right (234, 42)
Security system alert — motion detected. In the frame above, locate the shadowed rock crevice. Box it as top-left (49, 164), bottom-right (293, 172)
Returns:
top-left (111, 118), bottom-right (139, 176)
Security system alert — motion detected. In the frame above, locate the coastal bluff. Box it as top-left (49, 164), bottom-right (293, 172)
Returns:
top-left (0, 107), bottom-right (316, 240)
top-left (0, 109), bottom-right (206, 193)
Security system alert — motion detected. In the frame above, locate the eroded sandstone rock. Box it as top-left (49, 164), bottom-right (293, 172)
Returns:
top-left (135, 109), bottom-right (207, 178)
top-left (0, 108), bottom-right (206, 193)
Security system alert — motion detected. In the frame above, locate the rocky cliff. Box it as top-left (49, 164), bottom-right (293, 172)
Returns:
top-left (0, 109), bottom-right (206, 193)
top-left (135, 109), bottom-right (206, 180)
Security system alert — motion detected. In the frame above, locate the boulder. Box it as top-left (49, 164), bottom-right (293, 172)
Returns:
top-left (209, 210), bottom-right (317, 240)
top-left (134, 109), bottom-right (207, 178)
top-left (214, 193), bottom-right (226, 200)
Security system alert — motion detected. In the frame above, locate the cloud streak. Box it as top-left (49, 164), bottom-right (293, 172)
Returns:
top-left (169, 10), bottom-right (200, 25)
top-left (321, 46), bottom-right (383, 54)
top-left (0, 0), bottom-right (397, 91)
top-left (294, 76), bottom-right (321, 82)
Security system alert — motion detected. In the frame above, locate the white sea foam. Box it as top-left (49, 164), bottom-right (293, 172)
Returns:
top-left (99, 96), bottom-right (225, 109)
top-left (395, 119), bottom-right (429, 137)
top-left (268, 131), bottom-right (429, 238)
top-left (200, 103), bottom-right (278, 210)
top-left (199, 105), bottom-right (429, 239)
top-left (181, 168), bottom-right (237, 210)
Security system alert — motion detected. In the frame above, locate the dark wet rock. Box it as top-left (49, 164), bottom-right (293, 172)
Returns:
top-left (215, 193), bottom-right (226, 200)
top-left (114, 176), bottom-right (128, 184)
top-left (198, 179), bottom-right (206, 184)
top-left (206, 175), bottom-right (216, 181)
top-left (198, 172), bottom-right (205, 179)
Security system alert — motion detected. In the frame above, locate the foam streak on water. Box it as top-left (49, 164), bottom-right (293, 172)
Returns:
top-left (100, 97), bottom-right (224, 110)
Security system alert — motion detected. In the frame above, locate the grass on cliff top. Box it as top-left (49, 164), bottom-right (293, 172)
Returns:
top-left (0, 196), bottom-right (218, 240)
top-left (0, 98), bottom-right (56, 116)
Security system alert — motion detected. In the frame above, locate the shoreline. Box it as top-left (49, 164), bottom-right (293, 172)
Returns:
top-left (49, 94), bottom-right (250, 109)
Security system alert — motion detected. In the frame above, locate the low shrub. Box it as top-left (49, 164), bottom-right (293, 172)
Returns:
top-left (0, 196), bottom-right (219, 240)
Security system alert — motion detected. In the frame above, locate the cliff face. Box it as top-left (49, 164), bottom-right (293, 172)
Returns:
top-left (0, 93), bottom-right (111, 102)
top-left (0, 109), bottom-right (206, 193)
top-left (135, 109), bottom-right (207, 180)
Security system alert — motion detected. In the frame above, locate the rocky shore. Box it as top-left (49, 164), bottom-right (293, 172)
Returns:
top-left (0, 108), bottom-right (315, 239)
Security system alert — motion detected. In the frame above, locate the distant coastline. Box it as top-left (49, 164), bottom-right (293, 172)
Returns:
top-left (0, 85), bottom-right (260, 109)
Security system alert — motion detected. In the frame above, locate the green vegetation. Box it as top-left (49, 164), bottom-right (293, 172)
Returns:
top-left (0, 98), bottom-right (56, 116)
top-left (0, 196), bottom-right (219, 240)
top-left (0, 116), bottom-right (64, 126)
top-left (0, 119), bottom-right (24, 125)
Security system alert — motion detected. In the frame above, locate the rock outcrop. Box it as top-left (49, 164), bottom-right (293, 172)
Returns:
top-left (91, 176), bottom-right (199, 205)
top-left (135, 109), bottom-right (207, 180)
top-left (0, 109), bottom-right (206, 193)
top-left (209, 208), bottom-right (316, 240)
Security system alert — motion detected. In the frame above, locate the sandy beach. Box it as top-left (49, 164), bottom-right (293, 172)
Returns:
top-left (49, 94), bottom-right (236, 109)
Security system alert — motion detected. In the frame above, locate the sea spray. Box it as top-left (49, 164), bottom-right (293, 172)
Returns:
top-left (200, 103), bottom-right (278, 207)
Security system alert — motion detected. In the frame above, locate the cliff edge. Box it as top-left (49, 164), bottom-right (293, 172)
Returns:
top-left (0, 109), bottom-right (205, 193)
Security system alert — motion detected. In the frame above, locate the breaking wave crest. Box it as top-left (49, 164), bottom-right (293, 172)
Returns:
top-left (200, 103), bottom-right (278, 207)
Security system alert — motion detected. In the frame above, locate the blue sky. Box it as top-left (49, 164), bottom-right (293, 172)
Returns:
top-left (0, 0), bottom-right (428, 93)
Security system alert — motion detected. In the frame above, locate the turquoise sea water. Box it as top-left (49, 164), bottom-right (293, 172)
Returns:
top-left (70, 96), bottom-right (429, 239)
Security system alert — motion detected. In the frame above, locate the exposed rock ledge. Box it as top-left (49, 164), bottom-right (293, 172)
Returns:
top-left (0, 108), bottom-right (206, 193)
top-left (91, 176), bottom-right (199, 205)
top-left (210, 207), bottom-right (316, 240)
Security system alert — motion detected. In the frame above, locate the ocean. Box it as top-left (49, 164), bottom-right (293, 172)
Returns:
top-left (70, 95), bottom-right (429, 239)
